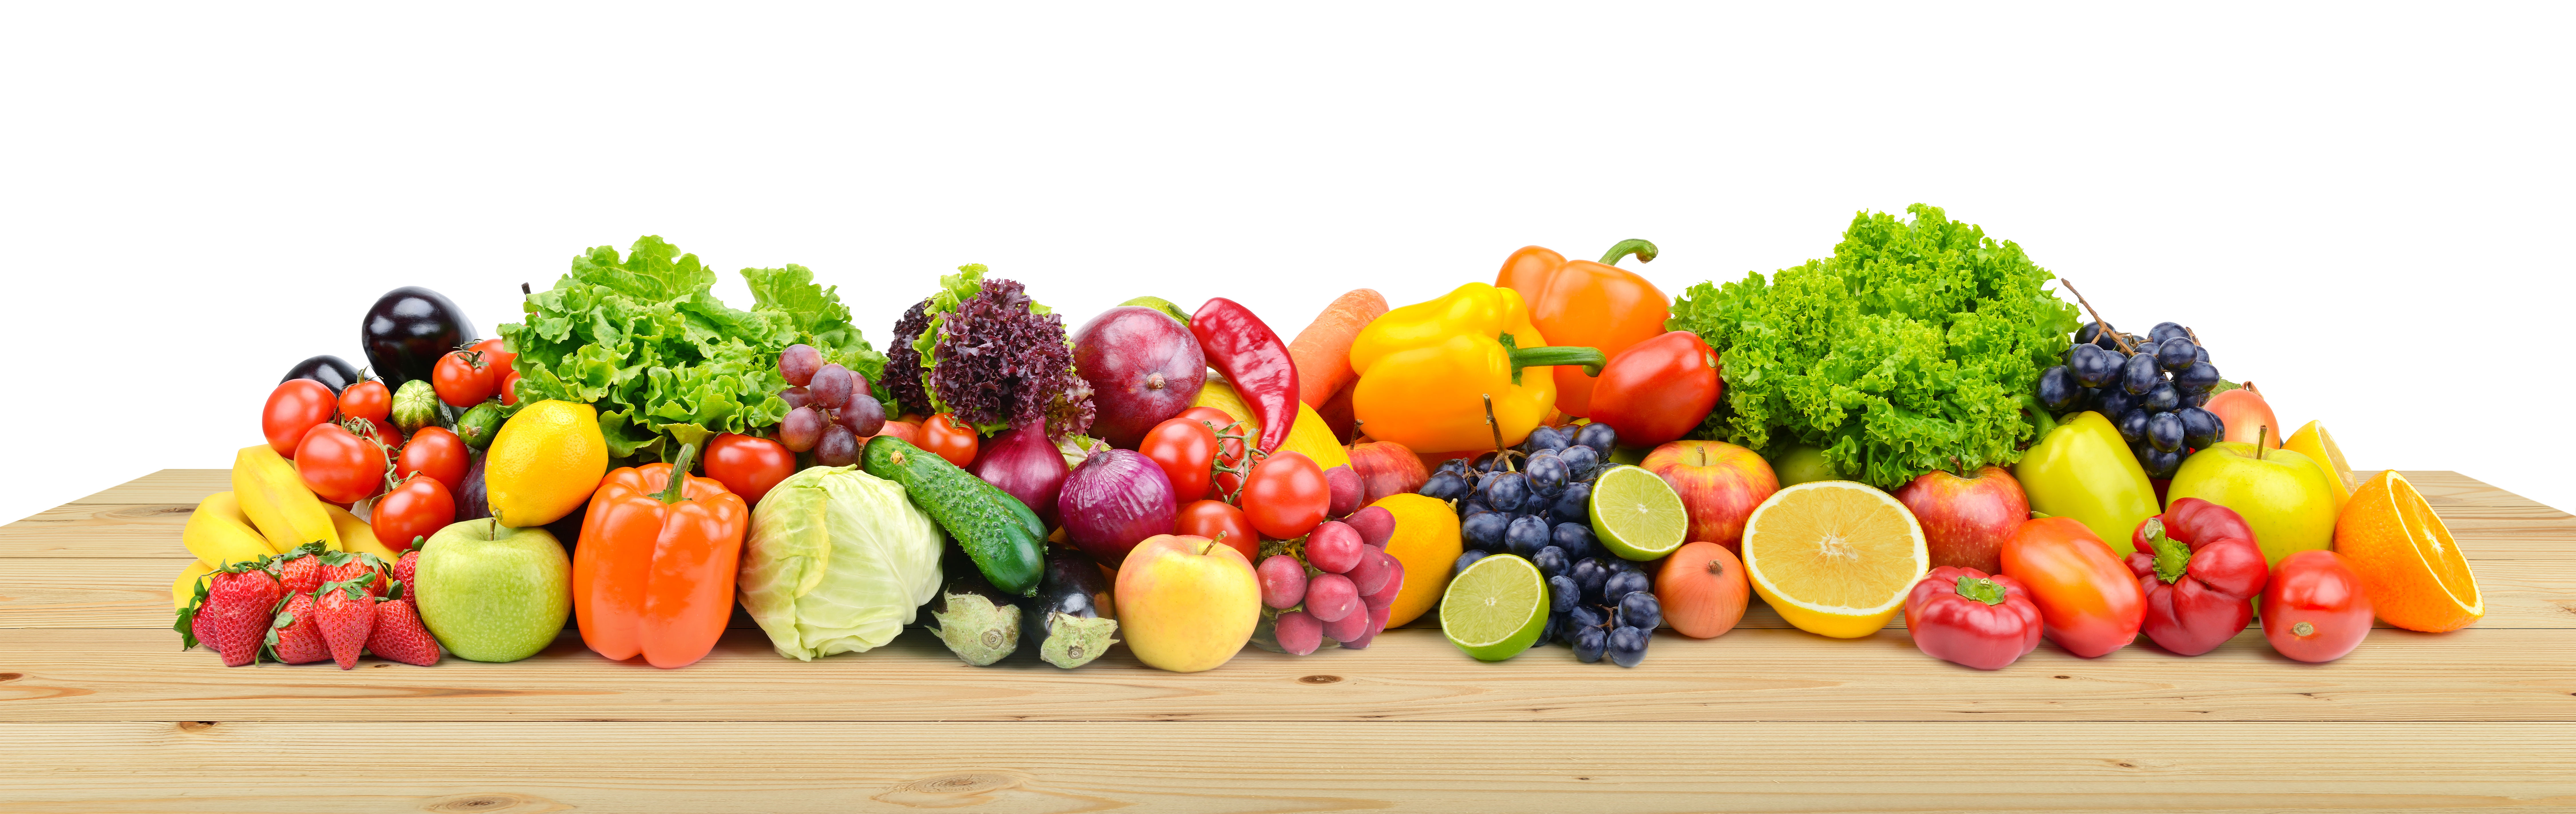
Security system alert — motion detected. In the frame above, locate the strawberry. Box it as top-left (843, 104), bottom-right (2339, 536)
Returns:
top-left (265, 593), bottom-right (332, 665)
top-left (367, 597), bottom-right (442, 666)
top-left (272, 542), bottom-right (329, 595)
top-left (175, 563), bottom-right (282, 667)
top-left (313, 578), bottom-right (376, 670)
top-left (392, 549), bottom-right (420, 600)
top-left (319, 550), bottom-right (389, 598)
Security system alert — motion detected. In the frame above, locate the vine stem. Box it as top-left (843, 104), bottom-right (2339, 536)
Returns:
top-left (2057, 279), bottom-right (2135, 355)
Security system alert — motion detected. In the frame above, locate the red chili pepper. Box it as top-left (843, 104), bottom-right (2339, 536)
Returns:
top-left (2123, 498), bottom-right (2270, 656)
top-left (1903, 566), bottom-right (2044, 670)
top-left (1190, 297), bottom-right (1300, 455)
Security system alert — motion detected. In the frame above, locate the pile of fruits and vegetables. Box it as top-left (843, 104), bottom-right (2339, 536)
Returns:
top-left (176, 210), bottom-right (2484, 675)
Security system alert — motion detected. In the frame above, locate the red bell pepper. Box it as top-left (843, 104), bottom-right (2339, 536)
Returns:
top-left (1903, 566), bottom-right (2043, 670)
top-left (2123, 498), bottom-right (2269, 656)
top-left (1999, 517), bottom-right (2145, 658)
top-left (1190, 297), bottom-right (1299, 455)
top-left (574, 444), bottom-right (750, 669)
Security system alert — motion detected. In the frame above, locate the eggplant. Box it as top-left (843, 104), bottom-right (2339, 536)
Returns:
top-left (453, 454), bottom-right (491, 522)
top-left (1018, 547), bottom-right (1119, 669)
top-left (361, 286), bottom-right (477, 390)
top-left (924, 561), bottom-right (1022, 666)
top-left (281, 354), bottom-right (363, 395)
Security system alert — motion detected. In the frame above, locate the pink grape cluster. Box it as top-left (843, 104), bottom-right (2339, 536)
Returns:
top-left (773, 343), bottom-right (886, 466)
top-left (1258, 505), bottom-right (1404, 654)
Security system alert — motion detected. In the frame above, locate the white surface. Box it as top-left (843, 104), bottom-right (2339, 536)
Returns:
top-left (3, 4), bottom-right (2570, 522)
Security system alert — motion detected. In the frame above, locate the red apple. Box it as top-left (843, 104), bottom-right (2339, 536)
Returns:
top-left (1892, 466), bottom-right (2029, 575)
top-left (1639, 440), bottom-right (1779, 554)
top-left (2203, 382), bottom-right (2282, 449)
top-left (1345, 440), bottom-right (1428, 504)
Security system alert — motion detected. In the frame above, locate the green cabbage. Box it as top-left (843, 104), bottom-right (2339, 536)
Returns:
top-left (737, 466), bottom-right (945, 660)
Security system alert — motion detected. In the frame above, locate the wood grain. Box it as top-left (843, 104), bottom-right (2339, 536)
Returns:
top-left (64, 470), bottom-right (230, 506)
top-left (2, 720), bottom-right (2571, 813)
top-left (4, 626), bottom-right (2572, 724)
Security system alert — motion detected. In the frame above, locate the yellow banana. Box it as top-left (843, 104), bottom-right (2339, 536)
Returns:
top-left (171, 560), bottom-right (214, 610)
top-left (326, 504), bottom-right (403, 561)
top-left (232, 444), bottom-right (341, 552)
top-left (182, 491), bottom-right (277, 566)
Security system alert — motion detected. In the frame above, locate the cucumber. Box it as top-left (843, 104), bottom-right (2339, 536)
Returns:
top-left (863, 435), bottom-right (1045, 596)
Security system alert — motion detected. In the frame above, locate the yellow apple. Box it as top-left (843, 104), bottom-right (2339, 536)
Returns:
top-left (1114, 534), bottom-right (1260, 673)
top-left (2165, 442), bottom-right (2338, 567)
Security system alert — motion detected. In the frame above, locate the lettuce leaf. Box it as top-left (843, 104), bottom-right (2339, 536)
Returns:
top-left (499, 236), bottom-right (888, 462)
top-left (1668, 205), bottom-right (2080, 489)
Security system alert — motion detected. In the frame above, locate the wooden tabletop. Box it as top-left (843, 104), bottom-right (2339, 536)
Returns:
top-left (3, 470), bottom-right (2571, 812)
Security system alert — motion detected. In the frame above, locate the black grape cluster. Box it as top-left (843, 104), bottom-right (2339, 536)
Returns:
top-left (2035, 321), bottom-right (2227, 479)
top-left (1416, 422), bottom-right (1660, 667)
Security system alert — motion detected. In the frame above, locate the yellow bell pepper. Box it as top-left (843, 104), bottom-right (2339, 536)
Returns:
top-left (1349, 283), bottom-right (1606, 453)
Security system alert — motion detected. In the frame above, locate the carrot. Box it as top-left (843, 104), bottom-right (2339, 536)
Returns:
top-left (1286, 289), bottom-right (1389, 408)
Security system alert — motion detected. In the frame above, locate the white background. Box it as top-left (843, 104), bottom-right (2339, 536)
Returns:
top-left (3, 3), bottom-right (2569, 525)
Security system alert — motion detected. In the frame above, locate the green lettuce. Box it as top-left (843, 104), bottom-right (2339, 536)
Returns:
top-left (737, 465), bottom-right (946, 660)
top-left (1668, 204), bottom-right (2080, 489)
top-left (498, 236), bottom-right (887, 461)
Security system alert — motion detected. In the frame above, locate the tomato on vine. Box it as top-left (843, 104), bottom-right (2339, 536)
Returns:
top-left (337, 380), bottom-right (392, 423)
top-left (1175, 499), bottom-right (1258, 561)
top-left (295, 421), bottom-right (390, 504)
top-left (372, 474), bottom-right (455, 553)
top-left (917, 413), bottom-right (980, 468)
top-left (1241, 451), bottom-right (1327, 540)
top-left (1138, 417), bottom-right (1218, 502)
top-left (396, 426), bottom-right (470, 493)
top-left (1178, 406), bottom-right (1252, 499)
top-left (262, 379), bottom-right (339, 458)
top-left (432, 349), bottom-right (496, 407)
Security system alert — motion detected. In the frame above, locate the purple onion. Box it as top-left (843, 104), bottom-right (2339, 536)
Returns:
top-left (1058, 448), bottom-right (1176, 565)
top-left (968, 423), bottom-right (1069, 526)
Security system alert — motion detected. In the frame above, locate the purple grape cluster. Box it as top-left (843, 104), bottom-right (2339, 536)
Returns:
top-left (774, 343), bottom-right (886, 466)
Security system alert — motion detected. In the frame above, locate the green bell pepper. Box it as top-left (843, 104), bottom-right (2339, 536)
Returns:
top-left (2013, 408), bottom-right (2159, 548)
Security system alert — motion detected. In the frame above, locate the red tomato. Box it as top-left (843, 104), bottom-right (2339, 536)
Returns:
top-left (468, 338), bottom-right (516, 379)
top-left (1241, 451), bottom-right (1327, 540)
top-left (1176, 499), bottom-right (1258, 560)
top-left (372, 475), bottom-right (455, 553)
top-left (705, 433), bottom-right (797, 506)
top-left (432, 350), bottom-right (497, 407)
top-left (1998, 517), bottom-right (2145, 658)
top-left (918, 413), bottom-right (980, 468)
top-left (2261, 550), bottom-right (2374, 663)
top-left (1138, 418), bottom-right (1218, 502)
top-left (496, 370), bottom-right (524, 406)
top-left (1180, 406), bottom-right (1251, 498)
top-left (337, 380), bottom-right (392, 423)
top-left (396, 427), bottom-right (471, 493)
top-left (262, 380), bottom-right (339, 458)
top-left (1586, 330), bottom-right (1722, 448)
top-left (295, 423), bottom-right (390, 504)
top-left (363, 416), bottom-right (405, 451)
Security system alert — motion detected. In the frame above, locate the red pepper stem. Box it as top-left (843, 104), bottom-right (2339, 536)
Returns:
top-left (1508, 345), bottom-right (1606, 377)
top-left (660, 444), bottom-right (698, 505)
top-left (2144, 517), bottom-right (2192, 584)
top-left (1597, 239), bottom-right (1659, 266)
top-left (1955, 576), bottom-right (2008, 606)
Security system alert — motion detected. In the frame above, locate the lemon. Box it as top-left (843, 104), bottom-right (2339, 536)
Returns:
top-left (483, 400), bottom-right (610, 528)
top-left (1589, 464), bottom-right (1688, 560)
top-left (1439, 553), bottom-right (1548, 661)
top-left (1740, 480), bottom-right (1927, 639)
top-left (1371, 493), bottom-right (1462, 628)
top-left (2283, 421), bottom-right (2354, 514)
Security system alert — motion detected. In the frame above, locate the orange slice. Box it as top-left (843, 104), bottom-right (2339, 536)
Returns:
top-left (2334, 470), bottom-right (2482, 632)
top-left (1740, 481), bottom-right (1927, 638)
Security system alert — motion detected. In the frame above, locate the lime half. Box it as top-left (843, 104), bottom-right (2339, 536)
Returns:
top-left (1438, 553), bottom-right (1547, 662)
top-left (1591, 464), bottom-right (1688, 560)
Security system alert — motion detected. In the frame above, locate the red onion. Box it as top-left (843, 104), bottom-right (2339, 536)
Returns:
top-left (969, 423), bottom-right (1069, 525)
top-left (1058, 448), bottom-right (1176, 564)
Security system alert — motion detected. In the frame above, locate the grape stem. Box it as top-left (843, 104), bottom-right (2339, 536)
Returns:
top-left (2057, 280), bottom-right (2136, 355)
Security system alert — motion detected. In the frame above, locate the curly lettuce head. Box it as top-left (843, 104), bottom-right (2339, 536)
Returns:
top-left (1669, 204), bottom-right (2080, 489)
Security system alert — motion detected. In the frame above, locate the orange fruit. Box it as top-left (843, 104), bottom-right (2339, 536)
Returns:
top-left (1370, 493), bottom-right (1463, 628)
top-left (2334, 470), bottom-right (2482, 632)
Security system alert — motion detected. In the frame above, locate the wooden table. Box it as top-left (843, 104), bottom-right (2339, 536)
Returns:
top-left (3, 470), bottom-right (2571, 812)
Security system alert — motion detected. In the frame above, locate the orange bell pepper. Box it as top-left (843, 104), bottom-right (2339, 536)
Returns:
top-left (574, 444), bottom-right (749, 669)
top-left (1495, 239), bottom-right (1671, 417)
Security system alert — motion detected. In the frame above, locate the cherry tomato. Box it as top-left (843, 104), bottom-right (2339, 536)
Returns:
top-left (705, 433), bottom-right (797, 506)
top-left (1176, 499), bottom-right (1259, 561)
top-left (396, 427), bottom-right (471, 493)
top-left (294, 423), bottom-right (390, 504)
top-left (2262, 550), bottom-right (2374, 663)
top-left (495, 369), bottom-right (524, 406)
top-left (468, 338), bottom-right (516, 378)
top-left (372, 475), bottom-right (454, 553)
top-left (1180, 406), bottom-right (1251, 498)
top-left (363, 416), bottom-right (405, 451)
top-left (1586, 330), bottom-right (1722, 448)
top-left (1999, 517), bottom-right (2145, 658)
top-left (917, 413), bottom-right (980, 468)
top-left (338, 380), bottom-right (392, 423)
top-left (1241, 451), bottom-right (1327, 540)
top-left (432, 349), bottom-right (497, 407)
top-left (1138, 418), bottom-right (1218, 502)
top-left (262, 379), bottom-right (339, 458)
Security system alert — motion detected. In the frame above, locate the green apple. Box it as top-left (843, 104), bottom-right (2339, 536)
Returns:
top-left (414, 518), bottom-right (572, 663)
top-left (2165, 442), bottom-right (2338, 567)
top-left (1768, 444), bottom-right (1837, 488)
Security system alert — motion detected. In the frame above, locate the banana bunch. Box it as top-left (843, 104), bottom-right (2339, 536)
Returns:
top-left (173, 446), bottom-right (389, 609)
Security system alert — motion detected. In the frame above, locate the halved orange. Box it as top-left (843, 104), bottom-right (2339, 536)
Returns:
top-left (2334, 470), bottom-right (2482, 632)
top-left (1740, 481), bottom-right (1927, 638)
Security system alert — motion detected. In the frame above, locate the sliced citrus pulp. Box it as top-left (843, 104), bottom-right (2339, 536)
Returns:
top-left (2335, 470), bottom-right (2482, 632)
top-left (1740, 480), bottom-right (1927, 639)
